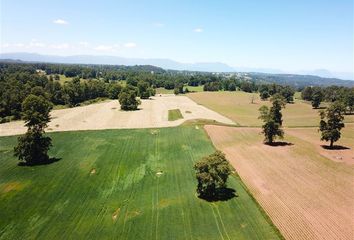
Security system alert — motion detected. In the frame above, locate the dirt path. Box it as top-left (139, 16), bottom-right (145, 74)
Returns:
top-left (205, 125), bottom-right (354, 240)
top-left (0, 95), bottom-right (234, 136)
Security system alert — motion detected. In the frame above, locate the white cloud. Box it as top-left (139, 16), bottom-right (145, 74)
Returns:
top-left (94, 45), bottom-right (114, 51)
top-left (124, 42), bottom-right (137, 48)
top-left (29, 39), bottom-right (45, 48)
top-left (79, 41), bottom-right (89, 47)
top-left (194, 28), bottom-right (203, 33)
top-left (53, 19), bottom-right (69, 25)
top-left (14, 43), bottom-right (25, 48)
top-left (49, 43), bottom-right (70, 49)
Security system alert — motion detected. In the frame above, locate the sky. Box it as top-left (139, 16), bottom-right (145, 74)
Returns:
top-left (0, 0), bottom-right (353, 73)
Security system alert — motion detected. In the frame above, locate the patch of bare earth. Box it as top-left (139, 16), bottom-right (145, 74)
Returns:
top-left (205, 125), bottom-right (354, 240)
top-left (112, 208), bottom-right (120, 221)
top-left (0, 95), bottom-right (234, 136)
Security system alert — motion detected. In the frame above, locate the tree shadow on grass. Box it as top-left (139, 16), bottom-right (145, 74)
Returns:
top-left (265, 142), bottom-right (293, 147)
top-left (321, 145), bottom-right (350, 150)
top-left (199, 187), bottom-right (237, 202)
top-left (119, 108), bottom-right (142, 112)
top-left (18, 157), bottom-right (62, 166)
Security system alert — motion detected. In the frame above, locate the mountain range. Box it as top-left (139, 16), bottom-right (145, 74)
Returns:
top-left (0, 52), bottom-right (353, 80)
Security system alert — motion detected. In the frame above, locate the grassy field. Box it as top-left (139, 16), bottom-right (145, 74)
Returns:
top-left (205, 125), bottom-right (354, 240)
top-left (155, 88), bottom-right (174, 94)
top-left (0, 127), bottom-right (281, 240)
top-left (168, 109), bottom-right (183, 121)
top-left (185, 85), bottom-right (204, 92)
top-left (188, 91), bottom-right (354, 127)
top-left (156, 85), bottom-right (204, 95)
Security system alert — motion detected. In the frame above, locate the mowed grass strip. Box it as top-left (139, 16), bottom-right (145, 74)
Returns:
top-left (188, 91), bottom-right (354, 127)
top-left (0, 127), bottom-right (281, 240)
top-left (168, 109), bottom-right (183, 121)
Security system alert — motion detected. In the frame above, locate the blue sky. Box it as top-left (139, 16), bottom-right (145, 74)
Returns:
top-left (0, 0), bottom-right (353, 73)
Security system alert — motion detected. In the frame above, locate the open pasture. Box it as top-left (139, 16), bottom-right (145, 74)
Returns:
top-left (188, 91), bottom-right (354, 127)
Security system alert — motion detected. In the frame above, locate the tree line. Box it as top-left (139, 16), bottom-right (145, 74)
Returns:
top-left (0, 63), bottom-right (159, 121)
top-left (301, 85), bottom-right (353, 113)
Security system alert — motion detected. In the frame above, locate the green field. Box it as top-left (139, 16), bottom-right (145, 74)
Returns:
top-left (156, 85), bottom-right (204, 95)
top-left (155, 88), bottom-right (174, 94)
top-left (0, 127), bottom-right (281, 240)
top-left (185, 85), bottom-right (204, 92)
top-left (168, 109), bottom-right (183, 121)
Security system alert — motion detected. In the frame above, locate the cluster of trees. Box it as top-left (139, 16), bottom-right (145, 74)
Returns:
top-left (0, 63), bottom-right (160, 121)
top-left (259, 84), bottom-right (295, 103)
top-left (301, 86), bottom-right (354, 112)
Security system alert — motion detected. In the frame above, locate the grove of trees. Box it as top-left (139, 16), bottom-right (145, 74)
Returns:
top-left (301, 86), bottom-right (353, 113)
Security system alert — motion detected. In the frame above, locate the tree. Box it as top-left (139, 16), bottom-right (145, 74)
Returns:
top-left (194, 151), bottom-right (232, 199)
top-left (260, 90), bottom-right (270, 100)
top-left (107, 83), bottom-right (122, 99)
top-left (301, 86), bottom-right (313, 101)
top-left (280, 86), bottom-right (295, 103)
top-left (137, 80), bottom-right (151, 99)
top-left (14, 95), bottom-right (53, 165)
top-left (270, 94), bottom-right (286, 126)
top-left (228, 83), bottom-right (236, 91)
top-left (319, 102), bottom-right (345, 148)
top-left (63, 77), bottom-right (82, 107)
top-left (258, 106), bottom-right (284, 144)
top-left (118, 86), bottom-right (141, 110)
top-left (311, 87), bottom-right (323, 109)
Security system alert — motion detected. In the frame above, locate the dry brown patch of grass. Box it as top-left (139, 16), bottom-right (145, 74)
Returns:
top-left (1, 181), bottom-right (28, 194)
top-left (188, 91), bottom-right (354, 127)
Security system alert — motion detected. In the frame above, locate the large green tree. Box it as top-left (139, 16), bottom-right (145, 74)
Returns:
top-left (311, 87), bottom-right (323, 109)
top-left (258, 94), bottom-right (286, 144)
top-left (258, 106), bottom-right (284, 144)
top-left (137, 80), bottom-right (155, 99)
top-left (319, 102), bottom-right (345, 148)
top-left (118, 86), bottom-right (141, 110)
top-left (14, 95), bottom-right (53, 165)
top-left (194, 151), bottom-right (232, 199)
top-left (270, 94), bottom-right (286, 126)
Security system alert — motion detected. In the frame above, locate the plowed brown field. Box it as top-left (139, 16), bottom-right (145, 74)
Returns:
top-left (205, 125), bottom-right (354, 240)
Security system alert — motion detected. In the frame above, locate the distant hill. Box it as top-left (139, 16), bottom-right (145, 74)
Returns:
top-left (0, 52), bottom-right (235, 72)
top-left (0, 52), bottom-right (353, 87)
top-left (248, 73), bottom-right (354, 88)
